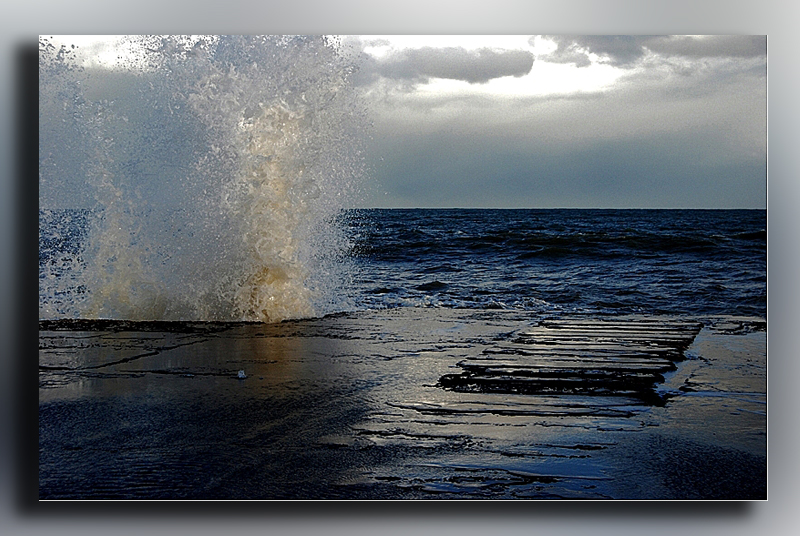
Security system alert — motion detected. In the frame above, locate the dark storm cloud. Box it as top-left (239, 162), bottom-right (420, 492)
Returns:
top-left (539, 35), bottom-right (766, 68)
top-left (543, 35), bottom-right (647, 67)
top-left (645, 35), bottom-right (767, 58)
top-left (358, 46), bottom-right (534, 85)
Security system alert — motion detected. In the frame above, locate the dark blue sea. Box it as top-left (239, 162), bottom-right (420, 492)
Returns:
top-left (40, 208), bottom-right (766, 321)
top-left (345, 208), bottom-right (766, 318)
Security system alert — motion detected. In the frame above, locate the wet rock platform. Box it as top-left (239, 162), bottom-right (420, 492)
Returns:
top-left (438, 318), bottom-right (703, 405)
top-left (39, 308), bottom-right (766, 499)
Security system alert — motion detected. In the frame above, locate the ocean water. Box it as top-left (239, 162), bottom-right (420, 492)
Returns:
top-left (41, 207), bottom-right (766, 321)
top-left (344, 208), bottom-right (767, 318)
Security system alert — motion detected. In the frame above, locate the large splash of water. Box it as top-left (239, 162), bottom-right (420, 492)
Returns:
top-left (39, 35), bottom-right (367, 322)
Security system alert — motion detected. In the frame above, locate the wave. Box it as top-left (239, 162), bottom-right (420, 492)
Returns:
top-left (39, 36), bottom-right (367, 322)
top-left (342, 208), bottom-right (766, 318)
top-left (346, 209), bottom-right (766, 263)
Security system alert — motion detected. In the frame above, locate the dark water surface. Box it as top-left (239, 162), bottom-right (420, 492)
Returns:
top-left (41, 208), bottom-right (767, 320)
top-left (344, 209), bottom-right (766, 317)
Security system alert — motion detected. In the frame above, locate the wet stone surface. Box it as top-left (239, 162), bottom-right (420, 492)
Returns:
top-left (39, 308), bottom-right (766, 499)
top-left (437, 317), bottom-right (702, 406)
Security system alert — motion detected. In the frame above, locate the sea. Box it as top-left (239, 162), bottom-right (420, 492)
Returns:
top-left (40, 207), bottom-right (766, 322)
top-left (345, 208), bottom-right (767, 319)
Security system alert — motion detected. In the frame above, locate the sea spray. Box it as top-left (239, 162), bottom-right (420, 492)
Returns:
top-left (39, 35), bottom-right (367, 321)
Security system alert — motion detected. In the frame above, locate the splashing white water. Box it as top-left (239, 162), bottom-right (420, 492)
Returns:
top-left (39, 35), bottom-right (367, 322)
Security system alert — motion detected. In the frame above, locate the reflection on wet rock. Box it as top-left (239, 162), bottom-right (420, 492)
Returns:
top-left (40, 309), bottom-right (765, 499)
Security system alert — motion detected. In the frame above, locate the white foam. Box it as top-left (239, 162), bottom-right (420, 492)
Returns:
top-left (39, 36), bottom-right (367, 322)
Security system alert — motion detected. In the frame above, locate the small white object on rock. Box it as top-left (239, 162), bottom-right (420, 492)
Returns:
top-left (237, 370), bottom-right (247, 379)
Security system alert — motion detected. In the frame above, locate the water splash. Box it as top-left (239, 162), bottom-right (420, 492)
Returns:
top-left (39, 35), bottom-right (367, 322)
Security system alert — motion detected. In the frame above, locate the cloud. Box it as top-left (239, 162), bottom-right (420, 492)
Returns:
top-left (645, 35), bottom-right (767, 59)
top-left (359, 46), bottom-right (534, 85)
top-left (543, 36), bottom-right (647, 67)
top-left (539, 35), bottom-right (766, 68)
top-left (348, 36), bottom-right (765, 209)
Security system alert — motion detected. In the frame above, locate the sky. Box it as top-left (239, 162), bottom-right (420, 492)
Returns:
top-left (346, 35), bottom-right (767, 208)
top-left (48, 34), bottom-right (767, 209)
